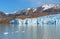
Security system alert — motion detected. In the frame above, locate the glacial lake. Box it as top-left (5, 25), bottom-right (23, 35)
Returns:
top-left (0, 24), bottom-right (60, 39)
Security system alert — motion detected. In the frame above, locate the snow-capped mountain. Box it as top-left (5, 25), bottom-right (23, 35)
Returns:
top-left (0, 4), bottom-right (60, 18)
top-left (13, 4), bottom-right (60, 16)
top-left (42, 4), bottom-right (54, 10)
top-left (42, 4), bottom-right (59, 10)
top-left (13, 8), bottom-right (37, 16)
top-left (42, 4), bottom-right (60, 12)
top-left (0, 4), bottom-right (60, 24)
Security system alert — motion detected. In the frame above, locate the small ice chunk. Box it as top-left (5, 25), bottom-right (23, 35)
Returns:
top-left (4, 32), bottom-right (8, 35)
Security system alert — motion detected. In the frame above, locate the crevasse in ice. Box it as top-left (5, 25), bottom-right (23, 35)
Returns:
top-left (10, 14), bottom-right (60, 24)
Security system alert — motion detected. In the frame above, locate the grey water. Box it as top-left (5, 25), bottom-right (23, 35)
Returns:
top-left (0, 24), bottom-right (60, 39)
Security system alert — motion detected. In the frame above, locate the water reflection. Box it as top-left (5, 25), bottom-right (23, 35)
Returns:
top-left (0, 24), bottom-right (60, 39)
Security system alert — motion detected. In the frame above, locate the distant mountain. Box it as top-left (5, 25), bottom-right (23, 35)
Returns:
top-left (12, 4), bottom-right (60, 19)
top-left (0, 4), bottom-right (60, 18)
top-left (43, 4), bottom-right (60, 12)
top-left (13, 4), bottom-right (60, 16)
top-left (0, 11), bottom-right (15, 24)
top-left (0, 4), bottom-right (60, 23)
top-left (0, 11), bottom-right (6, 17)
top-left (13, 8), bottom-right (37, 16)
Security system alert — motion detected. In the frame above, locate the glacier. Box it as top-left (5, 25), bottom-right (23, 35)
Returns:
top-left (10, 14), bottom-right (60, 25)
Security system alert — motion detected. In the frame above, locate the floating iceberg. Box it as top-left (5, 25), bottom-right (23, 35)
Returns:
top-left (10, 14), bottom-right (60, 25)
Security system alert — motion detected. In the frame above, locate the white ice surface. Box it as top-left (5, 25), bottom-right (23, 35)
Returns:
top-left (10, 14), bottom-right (60, 25)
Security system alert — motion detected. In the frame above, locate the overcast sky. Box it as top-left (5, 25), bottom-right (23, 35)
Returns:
top-left (0, 0), bottom-right (60, 13)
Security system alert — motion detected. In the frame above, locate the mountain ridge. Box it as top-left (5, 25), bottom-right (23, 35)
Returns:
top-left (0, 4), bottom-right (60, 23)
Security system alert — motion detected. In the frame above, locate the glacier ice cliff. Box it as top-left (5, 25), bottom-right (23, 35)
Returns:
top-left (10, 14), bottom-right (60, 25)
